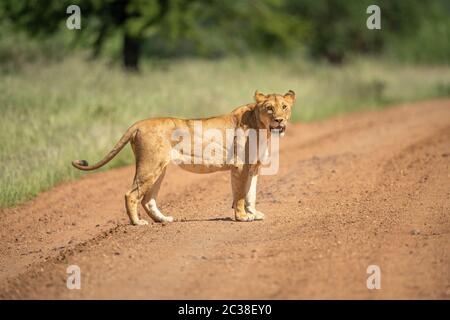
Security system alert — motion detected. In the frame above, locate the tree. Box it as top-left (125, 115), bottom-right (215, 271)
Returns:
top-left (284, 0), bottom-right (446, 64)
top-left (0, 0), bottom-right (305, 71)
top-left (3, 0), bottom-right (445, 67)
top-left (0, 0), bottom-right (168, 71)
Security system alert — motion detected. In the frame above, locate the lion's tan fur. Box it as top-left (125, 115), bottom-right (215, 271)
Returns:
top-left (72, 90), bottom-right (296, 225)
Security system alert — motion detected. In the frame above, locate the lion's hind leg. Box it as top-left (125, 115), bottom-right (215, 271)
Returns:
top-left (125, 182), bottom-right (151, 226)
top-left (141, 167), bottom-right (174, 223)
top-left (126, 163), bottom-right (169, 226)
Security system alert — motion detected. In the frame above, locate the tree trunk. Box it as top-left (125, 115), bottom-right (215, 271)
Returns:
top-left (92, 23), bottom-right (107, 59)
top-left (123, 33), bottom-right (140, 72)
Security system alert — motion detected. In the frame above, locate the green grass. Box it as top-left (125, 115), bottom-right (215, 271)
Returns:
top-left (1, 54), bottom-right (449, 208)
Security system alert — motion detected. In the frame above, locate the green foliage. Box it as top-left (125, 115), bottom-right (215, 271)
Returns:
top-left (383, 1), bottom-right (450, 64)
top-left (1, 0), bottom-right (448, 66)
top-left (285, 0), bottom-right (449, 64)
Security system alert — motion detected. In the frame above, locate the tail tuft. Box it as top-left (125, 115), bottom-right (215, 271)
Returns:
top-left (78, 160), bottom-right (89, 166)
top-left (72, 159), bottom-right (89, 169)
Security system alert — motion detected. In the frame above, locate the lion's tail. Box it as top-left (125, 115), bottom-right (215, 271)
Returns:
top-left (72, 124), bottom-right (137, 171)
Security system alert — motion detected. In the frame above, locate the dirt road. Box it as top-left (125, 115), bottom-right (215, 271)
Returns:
top-left (1, 100), bottom-right (449, 299)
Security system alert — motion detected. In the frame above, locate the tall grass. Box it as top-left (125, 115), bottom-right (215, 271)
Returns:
top-left (1, 54), bottom-right (449, 208)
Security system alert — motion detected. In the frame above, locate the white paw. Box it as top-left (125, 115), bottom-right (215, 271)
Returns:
top-left (254, 210), bottom-right (265, 220)
top-left (134, 219), bottom-right (149, 226)
top-left (246, 207), bottom-right (265, 220)
top-left (159, 215), bottom-right (174, 223)
top-left (163, 216), bottom-right (174, 223)
top-left (151, 214), bottom-right (174, 223)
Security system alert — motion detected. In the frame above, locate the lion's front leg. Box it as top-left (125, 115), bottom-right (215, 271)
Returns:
top-left (245, 174), bottom-right (265, 220)
top-left (231, 166), bottom-right (255, 222)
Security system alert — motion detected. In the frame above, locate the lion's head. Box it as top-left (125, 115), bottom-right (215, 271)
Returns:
top-left (254, 90), bottom-right (296, 136)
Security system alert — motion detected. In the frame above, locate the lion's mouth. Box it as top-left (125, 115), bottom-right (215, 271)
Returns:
top-left (270, 125), bottom-right (286, 134)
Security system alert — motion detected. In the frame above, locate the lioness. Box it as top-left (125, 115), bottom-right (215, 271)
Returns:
top-left (72, 90), bottom-right (296, 225)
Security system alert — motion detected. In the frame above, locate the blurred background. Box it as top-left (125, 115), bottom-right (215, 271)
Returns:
top-left (0, 0), bottom-right (449, 207)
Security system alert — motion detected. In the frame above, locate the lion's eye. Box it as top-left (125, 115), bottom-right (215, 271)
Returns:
top-left (282, 104), bottom-right (288, 110)
top-left (266, 106), bottom-right (274, 113)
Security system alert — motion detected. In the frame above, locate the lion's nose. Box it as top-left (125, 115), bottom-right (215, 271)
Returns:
top-left (274, 118), bottom-right (283, 124)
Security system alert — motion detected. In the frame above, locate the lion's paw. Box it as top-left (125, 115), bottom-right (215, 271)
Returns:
top-left (152, 215), bottom-right (174, 223)
top-left (162, 216), bottom-right (174, 223)
top-left (133, 219), bottom-right (149, 226)
top-left (235, 212), bottom-right (255, 222)
top-left (253, 210), bottom-right (265, 220)
top-left (245, 207), bottom-right (265, 220)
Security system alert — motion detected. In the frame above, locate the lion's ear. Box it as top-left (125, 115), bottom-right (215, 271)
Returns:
top-left (254, 90), bottom-right (267, 103)
top-left (284, 90), bottom-right (296, 104)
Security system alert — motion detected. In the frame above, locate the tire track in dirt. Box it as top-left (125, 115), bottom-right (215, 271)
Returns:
top-left (352, 127), bottom-right (450, 298)
top-left (0, 99), bottom-right (449, 299)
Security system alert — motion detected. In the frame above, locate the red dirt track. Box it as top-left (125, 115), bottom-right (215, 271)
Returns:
top-left (1, 100), bottom-right (449, 299)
